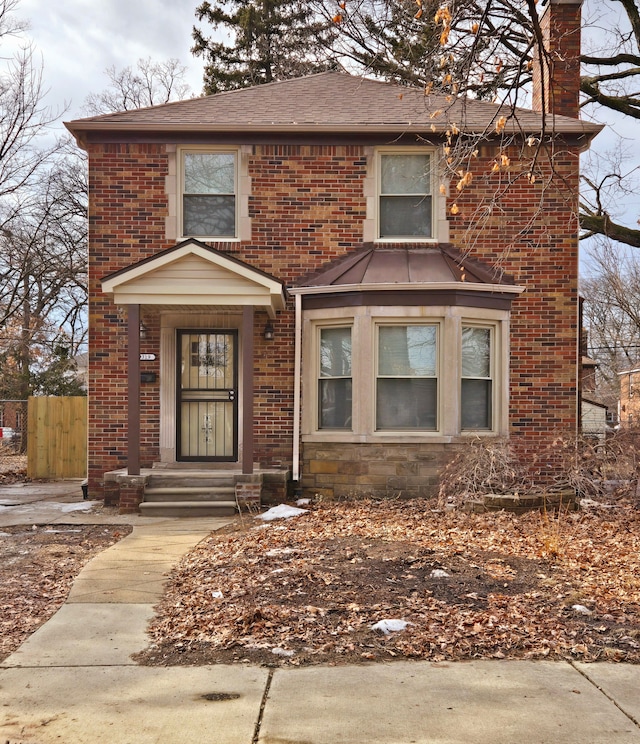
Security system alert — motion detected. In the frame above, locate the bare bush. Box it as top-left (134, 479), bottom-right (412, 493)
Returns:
top-left (437, 437), bottom-right (528, 508)
top-left (548, 430), bottom-right (640, 502)
top-left (438, 431), bottom-right (640, 509)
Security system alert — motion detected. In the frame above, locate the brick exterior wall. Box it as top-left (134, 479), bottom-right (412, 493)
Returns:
top-left (86, 136), bottom-right (579, 499)
top-left (449, 141), bottom-right (580, 471)
top-left (86, 0), bottom-right (584, 502)
top-left (87, 143), bottom-right (169, 494)
top-left (87, 144), bottom-right (370, 495)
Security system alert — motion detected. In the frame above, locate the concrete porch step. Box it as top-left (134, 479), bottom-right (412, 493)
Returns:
top-left (143, 486), bottom-right (235, 503)
top-left (139, 500), bottom-right (238, 518)
top-left (146, 474), bottom-right (237, 489)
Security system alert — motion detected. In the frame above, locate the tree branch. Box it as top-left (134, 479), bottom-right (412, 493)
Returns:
top-left (580, 210), bottom-right (640, 248)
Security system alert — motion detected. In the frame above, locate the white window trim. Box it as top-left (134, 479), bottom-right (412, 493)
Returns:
top-left (177, 146), bottom-right (245, 243)
top-left (374, 147), bottom-right (439, 244)
top-left (302, 305), bottom-right (508, 444)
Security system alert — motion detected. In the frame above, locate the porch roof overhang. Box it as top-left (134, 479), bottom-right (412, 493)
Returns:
top-left (101, 239), bottom-right (286, 317)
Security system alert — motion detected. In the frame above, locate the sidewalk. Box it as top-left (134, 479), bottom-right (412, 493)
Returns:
top-left (1, 482), bottom-right (640, 743)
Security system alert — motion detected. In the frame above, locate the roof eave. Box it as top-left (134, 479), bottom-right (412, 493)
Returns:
top-left (64, 120), bottom-right (603, 138)
top-left (289, 282), bottom-right (525, 296)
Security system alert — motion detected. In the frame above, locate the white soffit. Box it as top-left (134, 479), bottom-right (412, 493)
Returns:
top-left (102, 242), bottom-right (285, 317)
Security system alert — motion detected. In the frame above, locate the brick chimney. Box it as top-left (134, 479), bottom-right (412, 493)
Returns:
top-left (532, 0), bottom-right (583, 119)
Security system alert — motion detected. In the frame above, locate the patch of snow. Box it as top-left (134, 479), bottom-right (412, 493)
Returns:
top-left (211, 591), bottom-right (224, 599)
top-left (257, 504), bottom-right (308, 522)
top-left (44, 529), bottom-right (82, 533)
top-left (572, 604), bottom-right (593, 616)
top-left (430, 569), bottom-right (450, 579)
top-left (265, 547), bottom-right (296, 557)
top-left (271, 647), bottom-right (295, 657)
top-left (60, 501), bottom-right (100, 513)
top-left (580, 499), bottom-right (613, 509)
top-left (371, 619), bottom-right (413, 635)
top-left (296, 498), bottom-right (311, 506)
top-left (0, 531), bottom-right (10, 536)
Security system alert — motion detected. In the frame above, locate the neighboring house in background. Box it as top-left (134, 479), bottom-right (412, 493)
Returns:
top-left (0, 401), bottom-right (24, 433)
top-left (581, 398), bottom-right (609, 440)
top-left (579, 318), bottom-right (609, 438)
top-left (66, 0), bottom-right (600, 513)
top-left (618, 369), bottom-right (640, 428)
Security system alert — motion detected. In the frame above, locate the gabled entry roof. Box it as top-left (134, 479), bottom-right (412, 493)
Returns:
top-left (101, 239), bottom-right (286, 317)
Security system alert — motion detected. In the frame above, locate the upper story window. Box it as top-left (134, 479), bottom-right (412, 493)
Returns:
top-left (378, 151), bottom-right (433, 240)
top-left (182, 150), bottom-right (237, 238)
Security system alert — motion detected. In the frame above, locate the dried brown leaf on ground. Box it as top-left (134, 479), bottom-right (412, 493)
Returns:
top-left (0, 524), bottom-right (130, 661)
top-left (138, 500), bottom-right (640, 668)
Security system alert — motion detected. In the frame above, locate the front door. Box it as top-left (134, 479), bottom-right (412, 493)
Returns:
top-left (177, 330), bottom-right (238, 461)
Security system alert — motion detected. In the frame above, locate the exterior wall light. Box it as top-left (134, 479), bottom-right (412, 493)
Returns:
top-left (264, 321), bottom-right (275, 341)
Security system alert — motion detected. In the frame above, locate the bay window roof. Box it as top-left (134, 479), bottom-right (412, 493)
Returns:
top-left (291, 244), bottom-right (524, 311)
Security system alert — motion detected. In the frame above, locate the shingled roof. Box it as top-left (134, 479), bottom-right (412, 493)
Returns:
top-left (65, 71), bottom-right (601, 140)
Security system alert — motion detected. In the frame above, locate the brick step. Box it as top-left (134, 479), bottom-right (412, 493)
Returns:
top-left (139, 500), bottom-right (238, 518)
top-left (143, 487), bottom-right (235, 503)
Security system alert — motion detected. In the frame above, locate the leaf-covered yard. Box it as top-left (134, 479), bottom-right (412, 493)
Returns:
top-left (137, 499), bottom-right (640, 667)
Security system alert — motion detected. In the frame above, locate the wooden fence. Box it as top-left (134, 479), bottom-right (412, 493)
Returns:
top-left (27, 396), bottom-right (87, 479)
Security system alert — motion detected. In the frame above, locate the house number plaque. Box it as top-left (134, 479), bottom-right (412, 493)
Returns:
top-left (140, 353), bottom-right (156, 361)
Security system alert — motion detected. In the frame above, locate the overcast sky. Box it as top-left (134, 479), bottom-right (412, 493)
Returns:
top-left (9, 0), bottom-right (638, 247)
top-left (15, 0), bottom-right (206, 124)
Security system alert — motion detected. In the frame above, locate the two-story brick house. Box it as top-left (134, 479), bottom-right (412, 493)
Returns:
top-left (66, 0), bottom-right (600, 513)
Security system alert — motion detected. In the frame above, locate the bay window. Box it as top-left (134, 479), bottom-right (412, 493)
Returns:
top-left (303, 307), bottom-right (508, 441)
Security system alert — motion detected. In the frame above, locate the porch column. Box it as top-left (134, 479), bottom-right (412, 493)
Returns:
top-left (242, 306), bottom-right (254, 474)
top-left (127, 303), bottom-right (141, 476)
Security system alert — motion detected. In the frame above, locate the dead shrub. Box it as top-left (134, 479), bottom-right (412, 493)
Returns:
top-left (437, 438), bottom-right (528, 508)
top-left (437, 431), bottom-right (640, 510)
top-left (543, 430), bottom-right (640, 502)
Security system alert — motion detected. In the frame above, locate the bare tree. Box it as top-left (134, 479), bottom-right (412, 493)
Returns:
top-left (0, 0), bottom-right (85, 398)
top-left (318, 0), bottom-right (640, 249)
top-left (581, 241), bottom-right (640, 407)
top-left (0, 144), bottom-right (88, 399)
top-left (82, 58), bottom-right (194, 115)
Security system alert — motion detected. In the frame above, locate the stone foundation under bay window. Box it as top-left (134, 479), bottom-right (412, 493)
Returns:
top-left (301, 441), bottom-right (466, 500)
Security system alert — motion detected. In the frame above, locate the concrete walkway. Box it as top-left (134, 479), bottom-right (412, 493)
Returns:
top-left (1, 481), bottom-right (640, 743)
